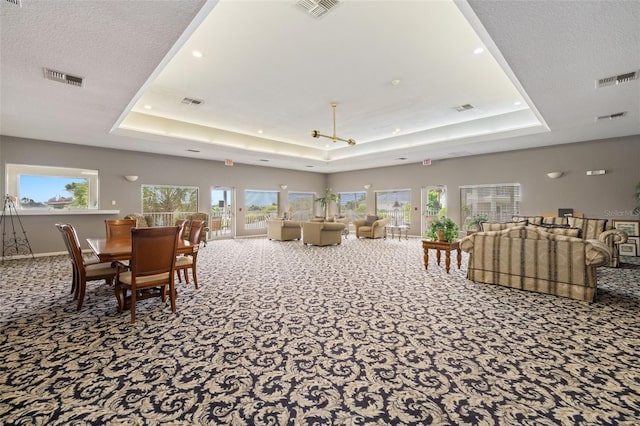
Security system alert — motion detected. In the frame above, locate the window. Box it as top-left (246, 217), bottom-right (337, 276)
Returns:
top-left (245, 190), bottom-right (278, 229)
top-left (460, 183), bottom-right (521, 225)
top-left (337, 191), bottom-right (367, 220)
top-left (287, 192), bottom-right (314, 221)
top-left (142, 185), bottom-right (198, 226)
top-left (5, 163), bottom-right (99, 210)
top-left (375, 189), bottom-right (411, 225)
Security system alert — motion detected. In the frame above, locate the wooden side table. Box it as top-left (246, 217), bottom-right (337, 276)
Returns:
top-left (422, 239), bottom-right (461, 273)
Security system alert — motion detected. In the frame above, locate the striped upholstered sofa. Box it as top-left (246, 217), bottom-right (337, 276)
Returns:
top-left (480, 215), bottom-right (627, 267)
top-left (460, 224), bottom-right (611, 302)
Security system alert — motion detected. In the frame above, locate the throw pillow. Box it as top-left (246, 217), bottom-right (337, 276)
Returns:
top-left (365, 214), bottom-right (378, 226)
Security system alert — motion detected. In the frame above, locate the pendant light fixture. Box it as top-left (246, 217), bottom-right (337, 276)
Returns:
top-left (311, 103), bottom-right (355, 146)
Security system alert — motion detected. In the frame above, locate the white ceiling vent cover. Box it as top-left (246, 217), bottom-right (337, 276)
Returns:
top-left (596, 70), bottom-right (638, 88)
top-left (4, 0), bottom-right (21, 6)
top-left (454, 103), bottom-right (474, 112)
top-left (43, 68), bottom-right (84, 87)
top-left (296, 0), bottom-right (339, 19)
top-left (596, 112), bottom-right (627, 121)
top-left (181, 97), bottom-right (203, 105)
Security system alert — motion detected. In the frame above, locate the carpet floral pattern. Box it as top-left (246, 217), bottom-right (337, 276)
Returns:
top-left (1, 237), bottom-right (639, 425)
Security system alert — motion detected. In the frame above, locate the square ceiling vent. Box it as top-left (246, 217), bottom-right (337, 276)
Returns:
top-left (43, 68), bottom-right (84, 87)
top-left (296, 0), bottom-right (339, 19)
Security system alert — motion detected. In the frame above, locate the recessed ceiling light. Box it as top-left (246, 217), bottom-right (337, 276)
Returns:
top-left (144, 104), bottom-right (152, 110)
top-left (192, 50), bottom-right (203, 58)
top-left (514, 101), bottom-right (522, 106)
top-left (397, 157), bottom-right (408, 161)
top-left (257, 129), bottom-right (263, 134)
top-left (392, 128), bottom-right (401, 134)
top-left (473, 47), bottom-right (484, 55)
top-left (391, 79), bottom-right (400, 86)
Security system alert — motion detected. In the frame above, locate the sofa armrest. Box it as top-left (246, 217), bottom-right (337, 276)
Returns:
top-left (373, 218), bottom-right (390, 229)
top-left (459, 235), bottom-right (474, 252)
top-left (585, 239), bottom-right (612, 267)
top-left (599, 229), bottom-right (628, 245)
top-left (321, 222), bottom-right (346, 232)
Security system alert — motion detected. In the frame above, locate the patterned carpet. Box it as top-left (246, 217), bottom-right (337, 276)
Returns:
top-left (1, 237), bottom-right (639, 425)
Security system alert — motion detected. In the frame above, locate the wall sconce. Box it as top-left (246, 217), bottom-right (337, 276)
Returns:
top-left (586, 170), bottom-right (606, 176)
top-left (279, 184), bottom-right (288, 190)
top-left (124, 175), bottom-right (139, 182)
top-left (363, 184), bottom-right (372, 190)
top-left (546, 171), bottom-right (563, 179)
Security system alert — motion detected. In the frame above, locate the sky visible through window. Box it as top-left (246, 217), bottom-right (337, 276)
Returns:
top-left (19, 175), bottom-right (85, 203)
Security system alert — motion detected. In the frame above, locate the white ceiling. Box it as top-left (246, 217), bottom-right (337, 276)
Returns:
top-left (1, 0), bottom-right (639, 174)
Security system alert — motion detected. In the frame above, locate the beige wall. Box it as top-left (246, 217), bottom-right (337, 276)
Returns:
top-left (1, 134), bottom-right (639, 254)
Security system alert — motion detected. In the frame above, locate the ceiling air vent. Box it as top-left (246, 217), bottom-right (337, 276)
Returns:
top-left (4, 0), bottom-right (21, 6)
top-left (181, 97), bottom-right (203, 105)
top-left (596, 70), bottom-right (638, 88)
top-left (596, 112), bottom-right (627, 121)
top-left (43, 68), bottom-right (84, 87)
top-left (296, 0), bottom-right (339, 19)
top-left (454, 103), bottom-right (474, 112)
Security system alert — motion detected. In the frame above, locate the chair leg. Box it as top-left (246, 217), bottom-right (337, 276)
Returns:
top-left (77, 277), bottom-right (86, 311)
top-left (191, 265), bottom-right (198, 289)
top-left (169, 281), bottom-right (177, 313)
top-left (115, 282), bottom-right (125, 312)
top-left (130, 287), bottom-right (137, 323)
top-left (183, 269), bottom-right (190, 284)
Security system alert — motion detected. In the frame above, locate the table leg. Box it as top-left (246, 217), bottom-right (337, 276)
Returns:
top-left (423, 249), bottom-right (429, 270)
top-left (436, 249), bottom-right (441, 265)
top-left (445, 249), bottom-right (451, 273)
top-left (456, 248), bottom-right (462, 270)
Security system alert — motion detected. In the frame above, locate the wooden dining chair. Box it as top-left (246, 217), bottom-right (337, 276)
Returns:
top-left (175, 218), bottom-right (189, 241)
top-left (175, 219), bottom-right (203, 289)
top-left (105, 219), bottom-right (136, 240)
top-left (59, 224), bottom-right (117, 310)
top-left (114, 226), bottom-right (180, 323)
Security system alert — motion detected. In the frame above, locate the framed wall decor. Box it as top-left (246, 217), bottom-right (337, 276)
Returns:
top-left (612, 219), bottom-right (640, 237)
top-left (619, 242), bottom-right (638, 257)
top-left (626, 236), bottom-right (640, 256)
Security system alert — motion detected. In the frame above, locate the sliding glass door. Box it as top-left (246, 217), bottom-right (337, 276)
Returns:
top-left (211, 187), bottom-right (235, 239)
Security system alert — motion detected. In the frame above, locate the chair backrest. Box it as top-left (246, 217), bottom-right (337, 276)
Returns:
top-left (130, 226), bottom-right (179, 278)
top-left (175, 219), bottom-right (189, 240)
top-left (59, 224), bottom-right (87, 274)
top-left (105, 219), bottom-right (136, 240)
top-left (188, 220), bottom-right (204, 245)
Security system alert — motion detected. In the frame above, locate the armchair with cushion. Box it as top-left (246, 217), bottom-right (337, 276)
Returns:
top-left (184, 212), bottom-right (210, 246)
top-left (267, 219), bottom-right (302, 241)
top-left (353, 215), bottom-right (390, 239)
top-left (125, 213), bottom-right (152, 228)
top-left (302, 221), bottom-right (345, 246)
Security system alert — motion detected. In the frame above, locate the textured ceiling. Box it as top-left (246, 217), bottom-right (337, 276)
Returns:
top-left (1, 0), bottom-right (639, 173)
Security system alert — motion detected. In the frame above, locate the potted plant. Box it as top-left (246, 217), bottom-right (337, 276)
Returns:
top-left (428, 216), bottom-right (459, 242)
top-left (468, 214), bottom-right (488, 231)
top-left (315, 188), bottom-right (337, 220)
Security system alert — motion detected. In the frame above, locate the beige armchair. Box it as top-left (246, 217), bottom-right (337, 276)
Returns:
top-left (353, 216), bottom-right (390, 239)
top-left (185, 212), bottom-right (210, 246)
top-left (302, 221), bottom-right (345, 246)
top-left (267, 219), bottom-right (301, 241)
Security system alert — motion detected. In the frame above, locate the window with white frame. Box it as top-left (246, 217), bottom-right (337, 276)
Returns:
top-left (287, 192), bottom-right (314, 221)
top-left (375, 189), bottom-right (411, 226)
top-left (5, 163), bottom-right (99, 210)
top-left (460, 183), bottom-right (521, 225)
top-left (245, 190), bottom-right (278, 229)
top-left (337, 191), bottom-right (367, 220)
top-left (142, 185), bottom-right (198, 226)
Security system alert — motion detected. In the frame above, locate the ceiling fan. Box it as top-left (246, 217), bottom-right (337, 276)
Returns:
top-left (311, 103), bottom-right (356, 146)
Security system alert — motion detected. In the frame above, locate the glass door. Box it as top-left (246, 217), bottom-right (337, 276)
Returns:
top-left (421, 185), bottom-right (447, 237)
top-left (211, 187), bottom-right (235, 240)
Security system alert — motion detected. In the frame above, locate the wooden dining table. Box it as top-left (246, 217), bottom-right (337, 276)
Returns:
top-left (86, 237), bottom-right (196, 263)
